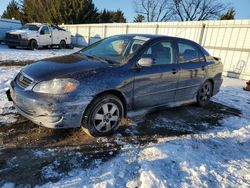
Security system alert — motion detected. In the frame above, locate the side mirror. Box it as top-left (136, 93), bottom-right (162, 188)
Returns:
top-left (40, 30), bottom-right (45, 35)
top-left (137, 57), bottom-right (153, 67)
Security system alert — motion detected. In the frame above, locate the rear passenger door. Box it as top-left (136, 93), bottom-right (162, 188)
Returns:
top-left (133, 39), bottom-right (180, 110)
top-left (175, 39), bottom-right (207, 101)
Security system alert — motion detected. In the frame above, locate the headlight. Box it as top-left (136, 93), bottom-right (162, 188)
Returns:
top-left (33, 78), bottom-right (79, 94)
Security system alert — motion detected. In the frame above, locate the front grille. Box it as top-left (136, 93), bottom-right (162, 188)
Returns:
top-left (5, 33), bottom-right (20, 40)
top-left (16, 73), bottom-right (33, 89)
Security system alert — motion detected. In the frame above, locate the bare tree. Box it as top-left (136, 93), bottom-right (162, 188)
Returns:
top-left (171, 0), bottom-right (227, 21)
top-left (134, 0), bottom-right (172, 22)
top-left (134, 0), bottom-right (228, 22)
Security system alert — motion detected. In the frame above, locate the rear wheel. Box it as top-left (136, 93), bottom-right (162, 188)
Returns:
top-left (59, 40), bottom-right (66, 49)
top-left (29, 39), bottom-right (38, 50)
top-left (82, 94), bottom-right (124, 137)
top-left (197, 80), bottom-right (213, 107)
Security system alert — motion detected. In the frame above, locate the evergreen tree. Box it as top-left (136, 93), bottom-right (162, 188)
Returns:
top-left (20, 0), bottom-right (52, 23)
top-left (1, 0), bottom-right (126, 24)
top-left (44, 0), bottom-right (63, 24)
top-left (134, 14), bottom-right (145, 22)
top-left (98, 9), bottom-right (126, 23)
top-left (110, 9), bottom-right (126, 23)
top-left (1, 0), bottom-right (23, 21)
top-left (78, 0), bottom-right (99, 23)
top-left (98, 9), bottom-right (111, 23)
top-left (220, 8), bottom-right (235, 20)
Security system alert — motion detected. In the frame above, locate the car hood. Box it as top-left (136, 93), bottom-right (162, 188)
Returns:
top-left (22, 53), bottom-right (113, 81)
top-left (8, 29), bottom-right (37, 35)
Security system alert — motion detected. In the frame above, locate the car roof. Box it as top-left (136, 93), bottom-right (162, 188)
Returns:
top-left (114, 34), bottom-right (194, 42)
top-left (113, 34), bottom-right (205, 53)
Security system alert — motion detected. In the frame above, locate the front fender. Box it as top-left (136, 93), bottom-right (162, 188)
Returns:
top-left (75, 66), bottom-right (134, 112)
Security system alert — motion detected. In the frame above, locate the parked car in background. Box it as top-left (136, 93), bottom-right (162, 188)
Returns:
top-left (0, 18), bottom-right (21, 44)
top-left (7, 34), bottom-right (223, 137)
top-left (5, 23), bottom-right (71, 50)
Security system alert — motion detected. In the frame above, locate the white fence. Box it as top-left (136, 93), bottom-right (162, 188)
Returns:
top-left (62, 20), bottom-right (250, 80)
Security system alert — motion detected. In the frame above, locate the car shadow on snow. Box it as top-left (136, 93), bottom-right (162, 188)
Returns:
top-left (0, 101), bottom-right (242, 186)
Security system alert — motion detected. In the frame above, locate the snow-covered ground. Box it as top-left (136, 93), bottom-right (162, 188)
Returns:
top-left (0, 45), bottom-right (81, 63)
top-left (0, 66), bottom-right (21, 125)
top-left (0, 66), bottom-right (249, 187)
top-left (41, 80), bottom-right (250, 187)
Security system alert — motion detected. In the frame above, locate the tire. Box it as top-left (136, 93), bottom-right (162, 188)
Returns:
top-left (82, 94), bottom-right (124, 137)
top-left (197, 80), bottom-right (213, 107)
top-left (29, 39), bottom-right (38, 50)
top-left (8, 45), bottom-right (16, 49)
top-left (59, 40), bottom-right (66, 49)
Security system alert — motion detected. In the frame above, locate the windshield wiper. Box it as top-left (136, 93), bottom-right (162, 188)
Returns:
top-left (83, 54), bottom-right (107, 63)
top-left (84, 54), bottom-right (117, 64)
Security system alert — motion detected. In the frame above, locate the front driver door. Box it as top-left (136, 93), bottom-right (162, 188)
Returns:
top-left (133, 39), bottom-right (180, 110)
top-left (39, 26), bottom-right (51, 46)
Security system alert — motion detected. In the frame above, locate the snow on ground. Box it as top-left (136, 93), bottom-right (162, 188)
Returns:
top-left (41, 78), bottom-right (250, 188)
top-left (0, 66), bottom-right (21, 125)
top-left (0, 44), bottom-right (81, 63)
top-left (213, 78), bottom-right (250, 117)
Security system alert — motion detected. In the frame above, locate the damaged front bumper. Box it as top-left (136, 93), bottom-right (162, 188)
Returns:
top-left (7, 81), bottom-right (92, 129)
top-left (14, 104), bottom-right (64, 128)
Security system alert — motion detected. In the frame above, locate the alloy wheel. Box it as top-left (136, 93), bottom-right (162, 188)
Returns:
top-left (199, 82), bottom-right (212, 102)
top-left (93, 102), bottom-right (120, 133)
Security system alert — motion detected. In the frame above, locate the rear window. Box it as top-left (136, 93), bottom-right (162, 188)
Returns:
top-left (178, 41), bottom-right (205, 63)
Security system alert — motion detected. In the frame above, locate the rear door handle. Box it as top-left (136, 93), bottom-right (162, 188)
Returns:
top-left (172, 68), bottom-right (177, 74)
top-left (202, 66), bottom-right (206, 71)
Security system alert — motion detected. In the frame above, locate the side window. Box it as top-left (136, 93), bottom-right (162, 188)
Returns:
top-left (40, 26), bottom-right (50, 34)
top-left (142, 40), bottom-right (174, 65)
top-left (129, 40), bottom-right (144, 54)
top-left (178, 41), bottom-right (205, 63)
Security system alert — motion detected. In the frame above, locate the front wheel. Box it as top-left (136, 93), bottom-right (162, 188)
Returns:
top-left (29, 39), bottom-right (38, 50)
top-left (82, 94), bottom-right (124, 137)
top-left (197, 80), bottom-right (213, 107)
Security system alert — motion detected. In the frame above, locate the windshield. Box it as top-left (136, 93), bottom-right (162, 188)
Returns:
top-left (80, 36), bottom-right (150, 64)
top-left (21, 24), bottom-right (40, 31)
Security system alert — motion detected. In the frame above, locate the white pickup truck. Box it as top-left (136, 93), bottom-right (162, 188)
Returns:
top-left (5, 23), bottom-right (71, 50)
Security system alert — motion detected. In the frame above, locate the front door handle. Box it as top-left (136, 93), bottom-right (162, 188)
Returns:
top-left (172, 68), bottom-right (177, 74)
top-left (202, 66), bottom-right (206, 71)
